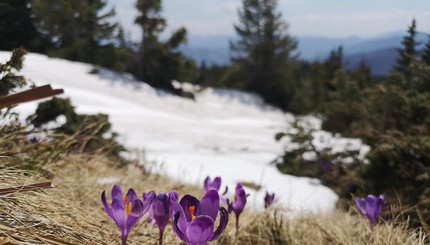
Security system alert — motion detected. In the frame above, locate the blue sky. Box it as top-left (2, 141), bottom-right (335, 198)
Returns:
top-left (107, 0), bottom-right (430, 41)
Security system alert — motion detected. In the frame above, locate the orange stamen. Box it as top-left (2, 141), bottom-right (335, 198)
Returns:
top-left (189, 206), bottom-right (196, 220)
top-left (124, 195), bottom-right (132, 215)
top-left (126, 202), bottom-right (132, 216)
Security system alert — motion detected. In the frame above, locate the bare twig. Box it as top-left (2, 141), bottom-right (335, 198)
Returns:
top-left (0, 181), bottom-right (53, 196)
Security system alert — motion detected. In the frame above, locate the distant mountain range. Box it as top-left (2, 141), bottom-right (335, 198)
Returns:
top-left (179, 31), bottom-right (429, 76)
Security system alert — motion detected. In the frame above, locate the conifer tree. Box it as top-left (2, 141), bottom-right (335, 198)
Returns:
top-left (32, 0), bottom-right (118, 63)
top-left (421, 34), bottom-right (430, 65)
top-left (0, 0), bottom-right (39, 51)
top-left (395, 18), bottom-right (419, 78)
top-left (325, 46), bottom-right (343, 74)
top-left (135, 0), bottom-right (193, 91)
top-left (230, 0), bottom-right (297, 109)
top-left (0, 48), bottom-right (27, 96)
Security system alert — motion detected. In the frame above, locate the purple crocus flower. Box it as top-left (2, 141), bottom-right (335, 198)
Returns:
top-left (101, 185), bottom-right (155, 245)
top-left (204, 176), bottom-right (228, 203)
top-left (227, 183), bottom-right (248, 237)
top-left (28, 136), bottom-right (39, 144)
top-left (355, 194), bottom-right (385, 225)
top-left (204, 176), bottom-right (222, 192)
top-left (146, 191), bottom-right (178, 245)
top-left (171, 190), bottom-right (229, 245)
top-left (264, 191), bottom-right (275, 209)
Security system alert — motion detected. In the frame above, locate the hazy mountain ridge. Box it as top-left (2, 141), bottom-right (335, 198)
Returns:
top-left (180, 31), bottom-right (430, 75)
top-left (344, 47), bottom-right (398, 76)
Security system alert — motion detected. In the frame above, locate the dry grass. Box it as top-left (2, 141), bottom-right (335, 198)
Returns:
top-left (0, 154), bottom-right (426, 244)
top-left (234, 210), bottom-right (427, 245)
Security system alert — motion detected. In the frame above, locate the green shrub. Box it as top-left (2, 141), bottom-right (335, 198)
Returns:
top-left (29, 97), bottom-right (126, 160)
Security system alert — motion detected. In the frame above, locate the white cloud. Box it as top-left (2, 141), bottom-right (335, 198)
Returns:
top-left (279, 0), bottom-right (302, 4)
top-left (166, 19), bottom-right (235, 36)
top-left (212, 2), bottom-right (240, 15)
top-left (165, 1), bottom-right (240, 36)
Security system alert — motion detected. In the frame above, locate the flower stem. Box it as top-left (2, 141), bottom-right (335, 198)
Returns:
top-left (159, 230), bottom-right (164, 245)
top-left (159, 227), bottom-right (164, 245)
top-left (235, 215), bottom-right (239, 238)
top-left (121, 235), bottom-right (127, 245)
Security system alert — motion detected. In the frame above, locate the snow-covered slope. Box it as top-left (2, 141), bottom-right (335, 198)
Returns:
top-left (0, 52), bottom-right (368, 212)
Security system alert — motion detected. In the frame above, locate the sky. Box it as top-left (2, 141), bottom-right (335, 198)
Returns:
top-left (107, 0), bottom-right (430, 41)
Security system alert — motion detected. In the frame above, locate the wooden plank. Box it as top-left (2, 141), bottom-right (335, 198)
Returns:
top-left (0, 85), bottom-right (64, 109)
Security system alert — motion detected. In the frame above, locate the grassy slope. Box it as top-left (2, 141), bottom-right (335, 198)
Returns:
top-left (0, 152), bottom-right (426, 245)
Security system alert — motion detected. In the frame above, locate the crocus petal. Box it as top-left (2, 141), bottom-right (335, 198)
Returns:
top-left (169, 190), bottom-right (179, 201)
top-left (180, 195), bottom-right (200, 222)
top-left (355, 195), bottom-right (385, 225)
top-left (204, 176), bottom-right (222, 192)
top-left (377, 196), bottom-right (385, 217)
top-left (365, 195), bottom-right (382, 224)
top-left (221, 186), bottom-right (228, 196)
top-left (142, 191), bottom-right (155, 214)
top-left (169, 195), bottom-right (182, 217)
top-left (204, 176), bottom-right (211, 191)
top-left (125, 199), bottom-right (145, 236)
top-left (111, 198), bottom-right (127, 230)
top-left (170, 196), bottom-right (188, 233)
top-left (197, 190), bottom-right (220, 221)
top-left (152, 194), bottom-right (169, 231)
top-left (186, 215), bottom-right (214, 245)
top-left (355, 198), bottom-right (366, 215)
top-left (143, 192), bottom-right (149, 201)
top-left (126, 189), bottom-right (139, 203)
top-left (101, 191), bottom-right (115, 220)
top-left (131, 199), bottom-right (145, 216)
top-left (153, 194), bottom-right (169, 217)
top-left (377, 195), bottom-right (384, 214)
top-left (232, 187), bottom-right (247, 214)
top-left (112, 184), bottom-right (124, 201)
top-left (173, 211), bottom-right (190, 244)
top-left (264, 192), bottom-right (275, 208)
top-left (210, 207), bottom-right (229, 241)
top-left (211, 177), bottom-right (221, 191)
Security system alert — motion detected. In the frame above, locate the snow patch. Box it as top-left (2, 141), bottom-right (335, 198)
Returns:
top-left (0, 52), bottom-right (371, 213)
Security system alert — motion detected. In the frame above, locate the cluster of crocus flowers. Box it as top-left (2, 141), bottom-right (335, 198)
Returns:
top-left (102, 184), bottom-right (230, 245)
top-left (102, 177), bottom-right (276, 244)
top-left (355, 194), bottom-right (385, 225)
